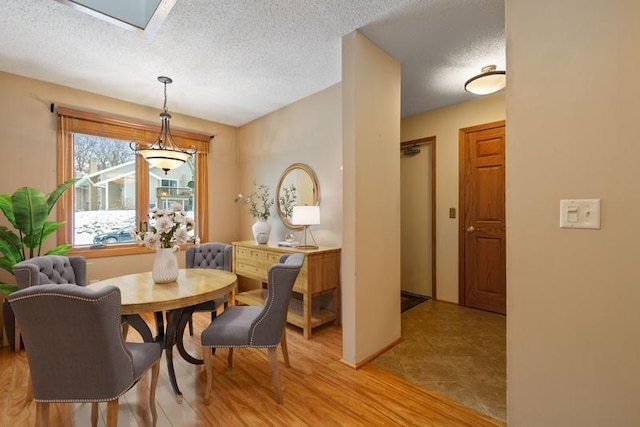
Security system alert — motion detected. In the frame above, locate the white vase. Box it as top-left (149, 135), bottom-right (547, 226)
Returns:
top-left (252, 220), bottom-right (271, 244)
top-left (152, 248), bottom-right (179, 284)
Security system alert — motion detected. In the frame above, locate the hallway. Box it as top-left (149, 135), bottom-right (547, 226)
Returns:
top-left (372, 300), bottom-right (506, 422)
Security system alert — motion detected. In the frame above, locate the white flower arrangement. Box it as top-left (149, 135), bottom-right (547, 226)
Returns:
top-left (135, 203), bottom-right (198, 250)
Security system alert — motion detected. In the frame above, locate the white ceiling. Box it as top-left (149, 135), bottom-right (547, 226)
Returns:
top-left (0, 0), bottom-right (505, 127)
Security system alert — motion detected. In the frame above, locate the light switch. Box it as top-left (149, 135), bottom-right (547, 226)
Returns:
top-left (560, 199), bottom-right (601, 229)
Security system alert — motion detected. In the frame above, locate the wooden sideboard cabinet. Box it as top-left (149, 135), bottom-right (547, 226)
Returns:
top-left (232, 241), bottom-right (341, 339)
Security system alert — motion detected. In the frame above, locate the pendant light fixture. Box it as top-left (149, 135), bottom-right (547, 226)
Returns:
top-left (130, 76), bottom-right (195, 174)
top-left (464, 65), bottom-right (506, 95)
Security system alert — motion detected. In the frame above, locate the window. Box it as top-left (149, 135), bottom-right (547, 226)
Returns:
top-left (57, 107), bottom-right (209, 258)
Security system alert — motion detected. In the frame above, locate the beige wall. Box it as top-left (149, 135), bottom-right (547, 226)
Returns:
top-left (342, 31), bottom-right (401, 365)
top-left (401, 93), bottom-right (505, 303)
top-left (236, 84), bottom-right (342, 248)
top-left (507, 0), bottom-right (640, 424)
top-left (0, 71), bottom-right (238, 282)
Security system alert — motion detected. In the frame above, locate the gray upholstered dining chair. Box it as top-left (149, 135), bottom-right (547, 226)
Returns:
top-left (200, 253), bottom-right (304, 404)
top-left (8, 283), bottom-right (161, 427)
top-left (181, 242), bottom-right (233, 336)
top-left (11, 255), bottom-right (88, 351)
top-left (13, 255), bottom-right (87, 289)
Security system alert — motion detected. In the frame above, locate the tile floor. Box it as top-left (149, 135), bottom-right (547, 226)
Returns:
top-left (372, 299), bottom-right (506, 422)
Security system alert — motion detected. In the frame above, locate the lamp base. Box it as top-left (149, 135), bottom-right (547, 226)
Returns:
top-left (298, 226), bottom-right (318, 249)
top-left (296, 244), bottom-right (318, 249)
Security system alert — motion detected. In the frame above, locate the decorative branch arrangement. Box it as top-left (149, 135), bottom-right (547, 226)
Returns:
top-left (279, 184), bottom-right (297, 221)
top-left (235, 182), bottom-right (274, 221)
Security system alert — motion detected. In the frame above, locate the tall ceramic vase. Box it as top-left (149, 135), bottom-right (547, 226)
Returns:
top-left (252, 220), bottom-right (271, 244)
top-left (152, 247), bottom-right (179, 284)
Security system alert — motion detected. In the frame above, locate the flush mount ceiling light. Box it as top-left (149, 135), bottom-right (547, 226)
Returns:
top-left (130, 76), bottom-right (195, 174)
top-left (464, 65), bottom-right (506, 95)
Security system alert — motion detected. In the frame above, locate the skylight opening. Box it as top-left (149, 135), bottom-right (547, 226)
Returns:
top-left (56, 0), bottom-right (177, 35)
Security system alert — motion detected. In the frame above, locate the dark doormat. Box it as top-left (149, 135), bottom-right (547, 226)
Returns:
top-left (401, 291), bottom-right (430, 313)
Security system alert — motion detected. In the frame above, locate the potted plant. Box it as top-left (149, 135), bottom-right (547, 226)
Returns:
top-left (235, 182), bottom-right (274, 244)
top-left (0, 179), bottom-right (78, 345)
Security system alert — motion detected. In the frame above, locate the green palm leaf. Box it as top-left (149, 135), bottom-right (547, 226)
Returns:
top-left (12, 187), bottom-right (48, 239)
top-left (0, 226), bottom-right (22, 255)
top-left (0, 256), bottom-right (18, 275)
top-left (12, 187), bottom-right (48, 259)
top-left (0, 284), bottom-right (18, 295)
top-left (22, 221), bottom-right (66, 254)
top-left (0, 194), bottom-right (16, 228)
top-left (45, 244), bottom-right (72, 255)
top-left (46, 179), bottom-right (79, 214)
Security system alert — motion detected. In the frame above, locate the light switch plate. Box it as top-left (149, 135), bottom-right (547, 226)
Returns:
top-left (560, 199), bottom-right (601, 229)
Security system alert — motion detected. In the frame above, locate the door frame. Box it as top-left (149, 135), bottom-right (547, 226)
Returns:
top-left (400, 136), bottom-right (436, 299)
top-left (458, 120), bottom-right (506, 308)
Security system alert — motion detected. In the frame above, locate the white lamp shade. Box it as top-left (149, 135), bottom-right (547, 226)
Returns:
top-left (291, 205), bottom-right (320, 225)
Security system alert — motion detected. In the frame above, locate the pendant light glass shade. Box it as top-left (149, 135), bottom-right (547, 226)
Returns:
top-left (130, 76), bottom-right (195, 174)
top-left (464, 65), bottom-right (506, 95)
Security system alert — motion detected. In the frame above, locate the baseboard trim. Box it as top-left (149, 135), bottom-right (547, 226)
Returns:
top-left (340, 336), bottom-right (404, 369)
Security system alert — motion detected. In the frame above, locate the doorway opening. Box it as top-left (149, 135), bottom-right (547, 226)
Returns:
top-left (400, 136), bottom-right (436, 300)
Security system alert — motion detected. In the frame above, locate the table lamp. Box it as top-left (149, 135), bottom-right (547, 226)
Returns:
top-left (291, 205), bottom-right (320, 249)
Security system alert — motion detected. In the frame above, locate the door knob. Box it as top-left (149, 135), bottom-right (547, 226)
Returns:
top-left (467, 225), bottom-right (476, 233)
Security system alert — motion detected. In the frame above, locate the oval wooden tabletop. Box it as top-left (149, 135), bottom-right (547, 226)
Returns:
top-left (87, 269), bottom-right (238, 314)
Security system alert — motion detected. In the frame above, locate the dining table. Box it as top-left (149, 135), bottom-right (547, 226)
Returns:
top-left (88, 268), bottom-right (237, 402)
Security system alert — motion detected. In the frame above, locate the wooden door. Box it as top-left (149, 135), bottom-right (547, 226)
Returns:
top-left (459, 121), bottom-right (506, 315)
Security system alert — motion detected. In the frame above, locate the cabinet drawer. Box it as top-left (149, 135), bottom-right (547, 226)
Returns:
top-left (236, 261), bottom-right (265, 278)
top-left (250, 250), bottom-right (267, 261)
top-left (236, 246), bottom-right (265, 259)
top-left (266, 252), bottom-right (281, 264)
top-left (237, 248), bottom-right (267, 263)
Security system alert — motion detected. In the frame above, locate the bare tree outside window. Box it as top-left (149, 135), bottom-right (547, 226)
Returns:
top-left (74, 135), bottom-right (135, 175)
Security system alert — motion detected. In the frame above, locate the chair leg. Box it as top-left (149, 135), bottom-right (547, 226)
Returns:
top-left (149, 360), bottom-right (160, 426)
top-left (210, 311), bottom-right (218, 355)
top-left (280, 328), bottom-right (290, 368)
top-left (268, 347), bottom-right (283, 404)
top-left (188, 316), bottom-right (194, 336)
top-left (35, 402), bottom-right (49, 427)
top-left (121, 322), bottom-right (129, 340)
top-left (26, 378), bottom-right (33, 402)
top-left (91, 402), bottom-right (98, 427)
top-left (227, 347), bottom-right (234, 368)
top-left (106, 399), bottom-right (119, 427)
top-left (203, 346), bottom-right (213, 402)
top-left (15, 323), bottom-right (20, 352)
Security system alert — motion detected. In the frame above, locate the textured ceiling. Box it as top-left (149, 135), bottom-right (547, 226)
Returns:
top-left (0, 0), bottom-right (504, 127)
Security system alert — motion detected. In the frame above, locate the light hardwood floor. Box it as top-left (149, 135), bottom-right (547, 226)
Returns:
top-left (0, 312), bottom-right (505, 426)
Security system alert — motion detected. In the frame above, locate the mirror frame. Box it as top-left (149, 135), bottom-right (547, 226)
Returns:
top-left (275, 163), bottom-right (320, 230)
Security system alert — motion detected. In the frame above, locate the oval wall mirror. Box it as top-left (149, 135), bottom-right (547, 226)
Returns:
top-left (275, 163), bottom-right (320, 230)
